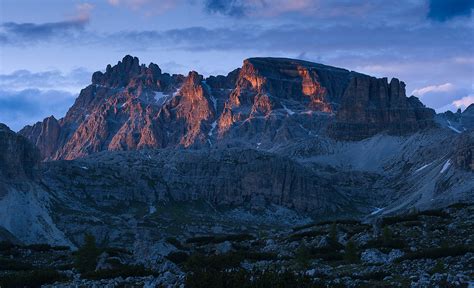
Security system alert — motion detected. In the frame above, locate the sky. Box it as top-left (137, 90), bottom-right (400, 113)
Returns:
top-left (0, 0), bottom-right (473, 131)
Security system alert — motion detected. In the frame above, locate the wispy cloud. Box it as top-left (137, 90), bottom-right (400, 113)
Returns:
top-left (0, 3), bottom-right (93, 45)
top-left (412, 83), bottom-right (455, 97)
top-left (0, 89), bottom-right (77, 131)
top-left (106, 0), bottom-right (179, 15)
top-left (0, 69), bottom-right (91, 93)
top-left (453, 95), bottom-right (474, 109)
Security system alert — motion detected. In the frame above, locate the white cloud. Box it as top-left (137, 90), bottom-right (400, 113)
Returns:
top-left (74, 3), bottom-right (94, 22)
top-left (453, 95), bottom-right (474, 109)
top-left (412, 83), bottom-right (454, 97)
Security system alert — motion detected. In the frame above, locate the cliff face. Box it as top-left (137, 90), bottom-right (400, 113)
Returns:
top-left (330, 76), bottom-right (435, 140)
top-left (19, 56), bottom-right (435, 160)
top-left (0, 124), bottom-right (39, 179)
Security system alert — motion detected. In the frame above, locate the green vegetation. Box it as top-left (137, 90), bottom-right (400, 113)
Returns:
top-left (0, 269), bottom-right (67, 288)
top-left (288, 230), bottom-right (326, 241)
top-left (396, 246), bottom-right (473, 262)
top-left (429, 260), bottom-right (446, 274)
top-left (166, 237), bottom-right (186, 250)
top-left (166, 251), bottom-right (190, 264)
top-left (0, 257), bottom-right (34, 271)
top-left (344, 240), bottom-right (359, 263)
top-left (382, 209), bottom-right (451, 226)
top-left (185, 270), bottom-right (322, 288)
top-left (295, 243), bottom-right (311, 268)
top-left (82, 264), bottom-right (155, 280)
top-left (74, 234), bottom-right (101, 273)
top-left (186, 234), bottom-right (255, 245)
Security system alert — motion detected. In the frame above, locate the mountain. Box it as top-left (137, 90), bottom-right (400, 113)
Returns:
top-left (1, 56), bottom-right (473, 286)
top-left (3, 56), bottom-right (473, 245)
top-left (20, 55), bottom-right (435, 160)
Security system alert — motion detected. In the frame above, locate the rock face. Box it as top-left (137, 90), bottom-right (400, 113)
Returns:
top-left (0, 124), bottom-right (39, 179)
top-left (19, 56), bottom-right (435, 160)
top-left (41, 149), bottom-right (350, 216)
top-left (331, 77), bottom-right (435, 140)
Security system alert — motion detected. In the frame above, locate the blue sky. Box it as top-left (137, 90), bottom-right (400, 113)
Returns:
top-left (0, 0), bottom-right (473, 130)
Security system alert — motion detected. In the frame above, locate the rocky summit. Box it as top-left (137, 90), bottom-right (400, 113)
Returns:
top-left (19, 55), bottom-right (436, 160)
top-left (1, 56), bottom-right (473, 287)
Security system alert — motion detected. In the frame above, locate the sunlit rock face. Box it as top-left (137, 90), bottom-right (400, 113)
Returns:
top-left (19, 55), bottom-right (435, 160)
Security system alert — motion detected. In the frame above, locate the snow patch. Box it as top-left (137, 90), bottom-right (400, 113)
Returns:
top-left (149, 205), bottom-right (157, 214)
top-left (447, 120), bottom-right (462, 133)
top-left (154, 92), bottom-right (166, 102)
top-left (80, 166), bottom-right (89, 170)
top-left (370, 207), bottom-right (384, 215)
top-left (282, 104), bottom-right (295, 115)
top-left (210, 95), bottom-right (217, 111)
top-left (414, 164), bottom-right (431, 173)
top-left (440, 159), bottom-right (451, 173)
top-left (208, 121), bottom-right (217, 136)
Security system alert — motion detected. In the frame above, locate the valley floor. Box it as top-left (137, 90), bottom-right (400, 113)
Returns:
top-left (0, 203), bottom-right (473, 287)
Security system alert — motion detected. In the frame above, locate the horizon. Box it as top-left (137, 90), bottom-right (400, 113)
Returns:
top-left (1, 0), bottom-right (473, 130)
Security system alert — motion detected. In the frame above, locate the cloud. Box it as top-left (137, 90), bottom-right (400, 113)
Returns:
top-left (0, 3), bottom-right (93, 45)
top-left (75, 3), bottom-right (95, 22)
top-left (427, 0), bottom-right (473, 21)
top-left (0, 68), bottom-right (91, 93)
top-left (412, 83), bottom-right (455, 97)
top-left (413, 83), bottom-right (473, 110)
top-left (0, 89), bottom-right (77, 131)
top-left (453, 95), bottom-right (474, 109)
top-left (203, 0), bottom-right (321, 17)
top-left (106, 0), bottom-right (179, 15)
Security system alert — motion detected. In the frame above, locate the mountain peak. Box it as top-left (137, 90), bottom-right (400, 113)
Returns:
top-left (91, 55), bottom-right (162, 88)
top-left (20, 56), bottom-right (437, 160)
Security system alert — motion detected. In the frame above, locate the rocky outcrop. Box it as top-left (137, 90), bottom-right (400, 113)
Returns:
top-left (19, 116), bottom-right (61, 160)
top-left (330, 77), bottom-right (435, 140)
top-left (159, 71), bottom-right (216, 147)
top-left (0, 124), bottom-right (39, 179)
top-left (41, 149), bottom-right (350, 215)
top-left (20, 56), bottom-right (435, 160)
top-left (454, 133), bottom-right (474, 171)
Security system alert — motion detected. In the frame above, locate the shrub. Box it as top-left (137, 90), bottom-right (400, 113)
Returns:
top-left (185, 253), bottom-right (243, 271)
top-left (381, 214), bottom-right (419, 226)
top-left (213, 234), bottom-right (254, 244)
top-left (0, 241), bottom-right (15, 251)
top-left (74, 234), bottom-right (101, 273)
top-left (295, 243), bottom-right (311, 268)
top-left (396, 246), bottom-right (473, 262)
top-left (25, 244), bottom-right (52, 252)
top-left (344, 241), bottom-right (359, 263)
top-left (186, 234), bottom-right (255, 245)
top-left (350, 271), bottom-right (389, 281)
top-left (288, 230), bottom-right (326, 242)
top-left (316, 219), bottom-right (361, 226)
top-left (83, 264), bottom-right (154, 280)
top-left (0, 257), bottom-right (34, 271)
top-left (104, 247), bottom-right (131, 257)
top-left (429, 260), bottom-right (446, 274)
top-left (166, 251), bottom-right (190, 264)
top-left (166, 237), bottom-right (186, 250)
top-left (382, 227), bottom-right (393, 245)
top-left (186, 236), bottom-right (216, 245)
top-left (0, 269), bottom-right (67, 288)
top-left (185, 269), bottom-right (321, 288)
top-left (417, 209), bottom-right (450, 218)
